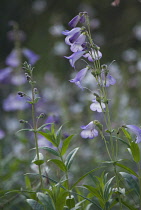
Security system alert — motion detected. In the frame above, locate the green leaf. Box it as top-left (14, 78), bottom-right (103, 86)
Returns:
top-left (26, 199), bottom-right (44, 210)
top-left (55, 125), bottom-right (63, 145)
top-left (65, 147), bottom-right (79, 170)
top-left (37, 192), bottom-right (56, 210)
top-left (119, 172), bottom-right (140, 197)
top-left (130, 141), bottom-right (140, 163)
top-left (34, 97), bottom-right (40, 104)
top-left (38, 131), bottom-right (57, 147)
top-left (16, 128), bottom-right (34, 133)
top-left (104, 176), bottom-right (114, 200)
top-left (115, 163), bottom-right (138, 177)
top-left (32, 153), bottom-right (44, 165)
top-left (37, 123), bottom-right (52, 131)
top-left (66, 195), bottom-right (75, 208)
top-left (35, 147), bottom-right (60, 157)
top-left (121, 128), bottom-right (132, 143)
top-left (48, 159), bottom-right (67, 172)
top-left (25, 176), bottom-right (32, 190)
top-left (83, 185), bottom-right (103, 200)
top-left (71, 167), bottom-right (104, 189)
top-left (73, 191), bottom-right (102, 210)
top-left (112, 136), bottom-right (130, 147)
top-left (121, 199), bottom-right (138, 210)
top-left (61, 135), bottom-right (74, 156)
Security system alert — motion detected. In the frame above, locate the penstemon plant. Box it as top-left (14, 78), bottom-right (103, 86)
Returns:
top-left (2, 12), bottom-right (141, 210)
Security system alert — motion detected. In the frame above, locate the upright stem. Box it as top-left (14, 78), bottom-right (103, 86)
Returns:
top-left (31, 78), bottom-right (43, 189)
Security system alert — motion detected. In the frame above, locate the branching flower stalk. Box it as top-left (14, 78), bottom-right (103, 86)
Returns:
top-left (23, 62), bottom-right (43, 189)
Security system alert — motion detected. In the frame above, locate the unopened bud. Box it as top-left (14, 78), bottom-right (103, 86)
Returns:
top-left (94, 120), bottom-right (103, 131)
top-left (18, 91), bottom-right (25, 97)
top-left (34, 88), bottom-right (38, 94)
top-left (19, 119), bottom-right (28, 124)
top-left (39, 113), bottom-right (46, 119)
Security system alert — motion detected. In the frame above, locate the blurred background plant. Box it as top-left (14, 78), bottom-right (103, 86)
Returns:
top-left (0, 0), bottom-right (141, 209)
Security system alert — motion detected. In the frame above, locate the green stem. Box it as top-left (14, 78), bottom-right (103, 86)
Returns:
top-left (114, 165), bottom-right (122, 210)
top-left (138, 163), bottom-right (141, 209)
top-left (31, 78), bottom-right (43, 189)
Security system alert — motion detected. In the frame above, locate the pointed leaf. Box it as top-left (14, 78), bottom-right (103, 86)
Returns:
top-left (38, 147), bottom-right (60, 157)
top-left (37, 123), bottom-right (52, 131)
top-left (61, 135), bottom-right (74, 156)
top-left (71, 167), bottom-right (104, 189)
top-left (65, 147), bottom-right (79, 170)
top-left (112, 136), bottom-right (130, 147)
top-left (48, 159), bottom-right (67, 172)
top-left (130, 141), bottom-right (140, 163)
top-left (121, 128), bottom-right (132, 143)
top-left (37, 192), bottom-right (55, 210)
top-left (119, 172), bottom-right (140, 196)
top-left (116, 163), bottom-right (138, 177)
top-left (38, 131), bottom-right (57, 147)
top-left (26, 199), bottom-right (44, 210)
top-left (121, 199), bottom-right (138, 210)
top-left (104, 176), bottom-right (115, 200)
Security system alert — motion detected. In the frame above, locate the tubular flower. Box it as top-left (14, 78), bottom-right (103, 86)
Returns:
top-left (126, 125), bottom-right (141, 143)
top-left (68, 12), bottom-right (87, 28)
top-left (98, 71), bottom-right (116, 87)
top-left (62, 27), bottom-right (81, 45)
top-left (90, 97), bottom-right (105, 112)
top-left (70, 34), bottom-right (86, 52)
top-left (83, 49), bottom-right (102, 62)
top-left (69, 67), bottom-right (88, 89)
top-left (64, 51), bottom-right (85, 68)
top-left (80, 121), bottom-right (98, 139)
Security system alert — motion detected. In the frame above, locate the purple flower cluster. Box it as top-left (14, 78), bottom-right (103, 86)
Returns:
top-left (62, 12), bottom-right (117, 139)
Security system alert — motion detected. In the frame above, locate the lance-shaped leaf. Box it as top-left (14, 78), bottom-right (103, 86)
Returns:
top-left (121, 127), bottom-right (132, 143)
top-left (71, 167), bottom-right (104, 189)
top-left (26, 199), bottom-right (44, 210)
top-left (119, 172), bottom-right (140, 197)
top-left (115, 163), bottom-right (138, 177)
top-left (104, 176), bottom-right (115, 200)
top-left (129, 141), bottom-right (140, 163)
top-left (38, 131), bottom-right (57, 147)
top-left (37, 192), bottom-right (56, 210)
top-left (65, 147), bottom-right (79, 170)
top-left (61, 135), bottom-right (74, 156)
top-left (48, 159), bottom-right (67, 172)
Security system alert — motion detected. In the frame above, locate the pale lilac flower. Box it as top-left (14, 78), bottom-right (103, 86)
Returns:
top-left (69, 67), bottom-right (88, 89)
top-left (68, 12), bottom-right (87, 28)
top-left (70, 34), bottom-right (86, 52)
top-left (81, 121), bottom-right (98, 139)
top-left (11, 74), bottom-right (26, 85)
top-left (22, 48), bottom-right (40, 65)
top-left (64, 51), bottom-right (85, 68)
top-left (0, 67), bottom-right (13, 83)
top-left (0, 129), bottom-right (5, 139)
top-left (83, 50), bottom-right (102, 62)
top-left (62, 27), bottom-right (81, 45)
top-left (68, 15), bottom-right (81, 28)
top-left (126, 125), bottom-right (141, 143)
top-left (90, 97), bottom-right (105, 112)
top-left (99, 72), bottom-right (116, 87)
top-left (3, 93), bottom-right (28, 111)
top-left (6, 49), bottom-right (21, 67)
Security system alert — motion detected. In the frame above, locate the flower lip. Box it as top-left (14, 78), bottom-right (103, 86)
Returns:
top-left (80, 121), bottom-right (98, 139)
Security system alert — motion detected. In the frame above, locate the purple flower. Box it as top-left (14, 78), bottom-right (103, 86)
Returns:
top-left (0, 129), bottom-right (5, 139)
top-left (80, 121), bottom-right (98, 139)
top-left (68, 12), bottom-right (87, 28)
top-left (10, 73), bottom-right (26, 86)
top-left (83, 50), bottom-right (102, 62)
top-left (90, 97), bottom-right (105, 112)
top-left (99, 72), bottom-right (116, 87)
top-left (6, 49), bottom-right (21, 67)
top-left (62, 27), bottom-right (81, 45)
top-left (22, 48), bottom-right (40, 65)
top-left (126, 125), bottom-right (141, 143)
top-left (69, 67), bottom-right (88, 89)
top-left (70, 34), bottom-right (86, 52)
top-left (0, 67), bottom-right (13, 83)
top-left (64, 51), bottom-right (85, 68)
top-left (68, 15), bottom-right (81, 28)
top-left (3, 93), bottom-right (28, 111)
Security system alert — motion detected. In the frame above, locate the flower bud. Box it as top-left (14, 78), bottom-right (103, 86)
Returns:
top-left (94, 120), bottom-right (103, 131)
top-left (18, 91), bottom-right (25, 97)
